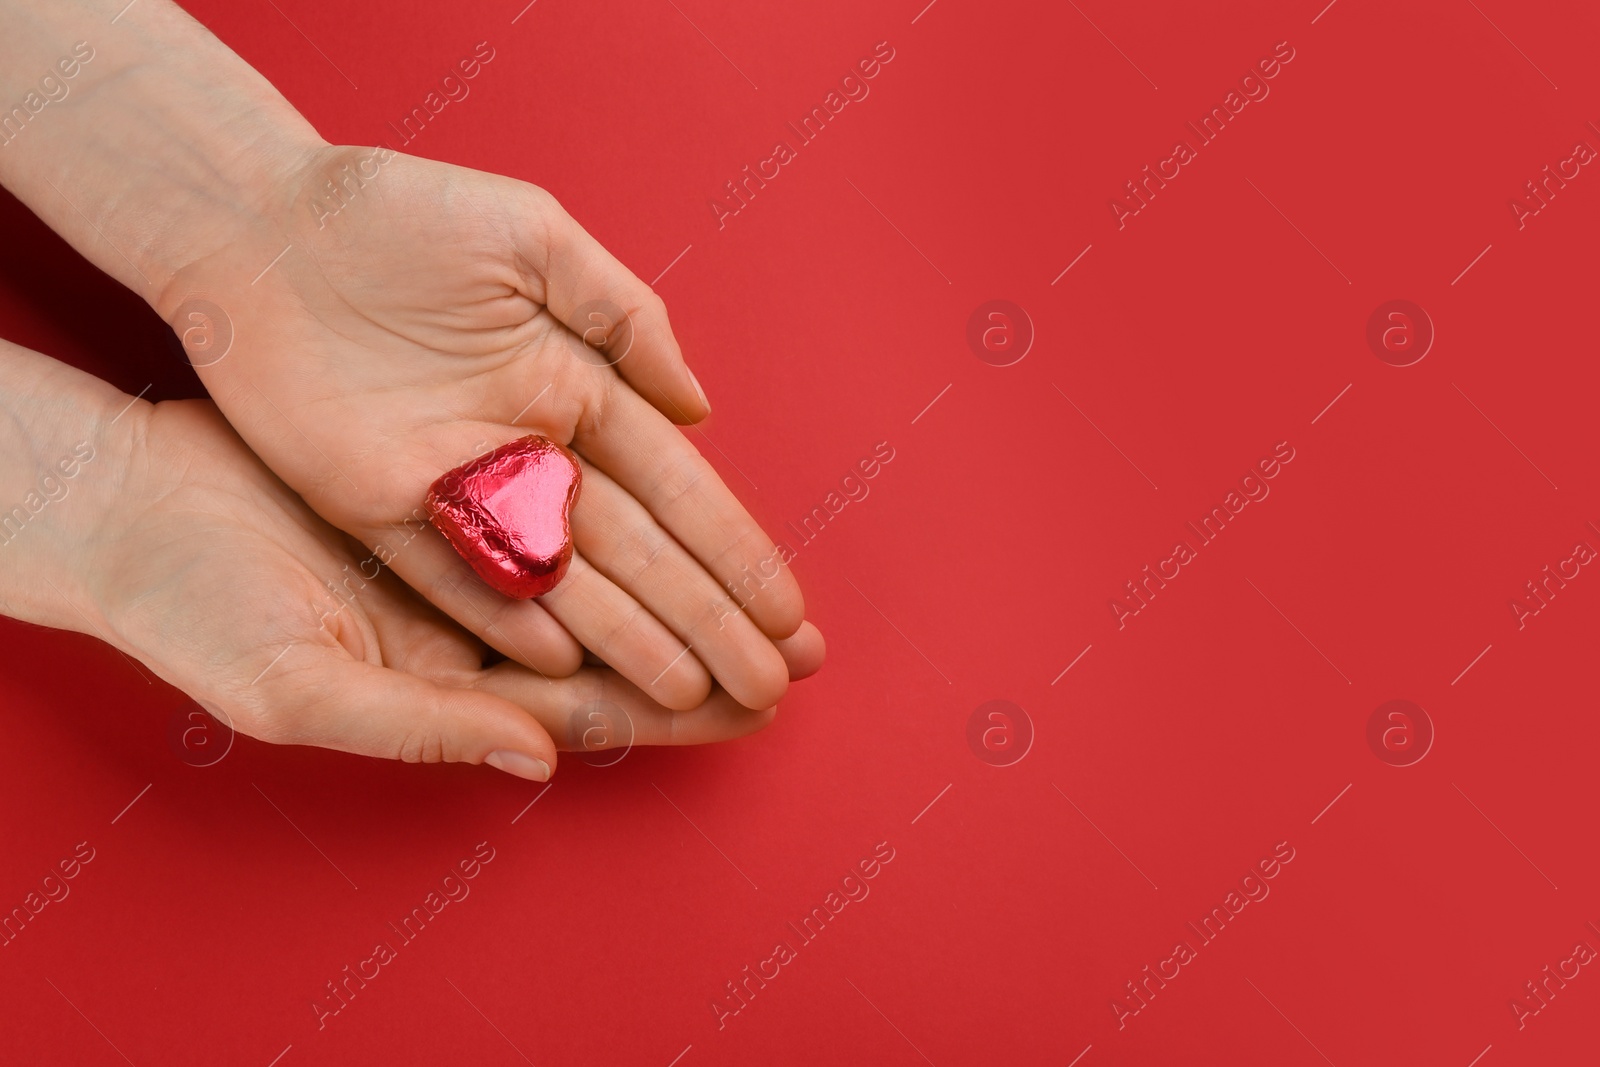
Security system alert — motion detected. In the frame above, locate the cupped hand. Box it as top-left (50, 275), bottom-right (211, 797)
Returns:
top-left (156, 146), bottom-right (817, 713)
top-left (84, 398), bottom-right (820, 779)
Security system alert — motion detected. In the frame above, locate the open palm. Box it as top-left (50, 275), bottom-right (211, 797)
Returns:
top-left (91, 399), bottom-right (803, 778)
top-left (159, 146), bottom-right (815, 713)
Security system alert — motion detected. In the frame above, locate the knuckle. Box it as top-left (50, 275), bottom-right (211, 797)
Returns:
top-left (641, 289), bottom-right (670, 325)
top-left (702, 524), bottom-right (768, 576)
top-left (572, 364), bottom-right (617, 440)
top-left (599, 605), bottom-right (647, 655)
top-left (657, 452), bottom-right (709, 513)
top-left (396, 730), bottom-right (447, 765)
top-left (625, 525), bottom-right (676, 584)
top-left (523, 182), bottom-right (560, 215)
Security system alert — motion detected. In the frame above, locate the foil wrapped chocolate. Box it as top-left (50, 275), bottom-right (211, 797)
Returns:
top-left (426, 435), bottom-right (582, 599)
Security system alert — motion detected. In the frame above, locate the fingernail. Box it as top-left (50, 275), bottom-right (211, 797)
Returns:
top-left (486, 750), bottom-right (551, 782)
top-left (687, 368), bottom-right (710, 414)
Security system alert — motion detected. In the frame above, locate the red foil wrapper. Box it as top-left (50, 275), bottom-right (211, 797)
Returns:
top-left (426, 435), bottom-right (582, 599)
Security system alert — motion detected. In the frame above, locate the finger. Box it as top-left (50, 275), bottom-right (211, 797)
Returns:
top-left (573, 386), bottom-right (806, 638)
top-left (236, 649), bottom-right (558, 781)
top-left (377, 522), bottom-right (585, 677)
top-left (518, 185), bottom-right (710, 424)
top-left (476, 662), bottom-right (777, 749)
top-left (573, 464), bottom-right (790, 710)
top-left (775, 620), bottom-right (826, 681)
top-left (536, 551), bottom-right (712, 711)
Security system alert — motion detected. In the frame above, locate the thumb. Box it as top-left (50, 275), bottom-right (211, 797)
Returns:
top-left (241, 652), bottom-right (558, 781)
top-left (515, 184), bottom-right (710, 424)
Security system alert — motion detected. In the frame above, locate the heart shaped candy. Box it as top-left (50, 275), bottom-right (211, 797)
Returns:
top-left (425, 435), bottom-right (582, 599)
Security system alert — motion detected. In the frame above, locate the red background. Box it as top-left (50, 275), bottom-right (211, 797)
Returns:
top-left (3, 0), bottom-right (1599, 1064)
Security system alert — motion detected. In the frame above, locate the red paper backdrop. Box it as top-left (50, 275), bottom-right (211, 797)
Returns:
top-left (3, 1), bottom-right (1599, 1064)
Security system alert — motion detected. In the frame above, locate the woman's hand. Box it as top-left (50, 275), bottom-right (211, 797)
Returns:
top-left (0, 341), bottom-right (816, 779)
top-left (103, 400), bottom-right (817, 779)
top-left (158, 145), bottom-right (817, 713)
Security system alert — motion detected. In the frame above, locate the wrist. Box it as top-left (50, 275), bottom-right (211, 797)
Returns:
top-left (0, 0), bottom-right (327, 303)
top-left (0, 343), bottom-right (145, 640)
